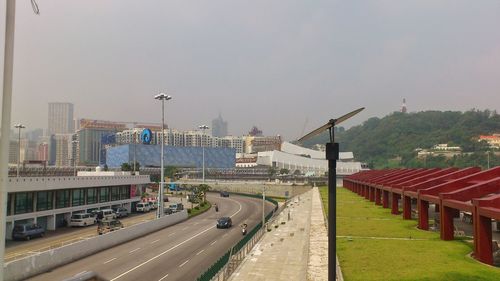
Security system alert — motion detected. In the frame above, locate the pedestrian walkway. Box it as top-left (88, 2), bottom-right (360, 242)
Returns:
top-left (229, 187), bottom-right (328, 281)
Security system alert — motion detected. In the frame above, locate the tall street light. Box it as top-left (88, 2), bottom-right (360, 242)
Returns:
top-left (154, 93), bottom-right (172, 219)
top-left (14, 124), bottom-right (25, 177)
top-left (298, 107), bottom-right (364, 281)
top-left (72, 140), bottom-right (79, 176)
top-left (199, 125), bottom-right (209, 183)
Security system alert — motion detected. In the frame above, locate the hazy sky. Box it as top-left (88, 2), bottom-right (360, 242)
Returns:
top-left (2, 0), bottom-right (500, 140)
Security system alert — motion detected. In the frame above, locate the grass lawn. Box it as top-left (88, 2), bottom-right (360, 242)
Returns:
top-left (319, 186), bottom-right (500, 281)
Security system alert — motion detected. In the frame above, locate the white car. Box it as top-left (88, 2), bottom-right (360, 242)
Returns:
top-left (136, 202), bottom-right (151, 212)
top-left (69, 213), bottom-right (96, 227)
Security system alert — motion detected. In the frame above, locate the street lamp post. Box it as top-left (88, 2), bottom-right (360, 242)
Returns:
top-left (154, 93), bottom-right (172, 219)
top-left (14, 124), bottom-right (25, 177)
top-left (298, 107), bottom-right (364, 281)
top-left (199, 125), bottom-right (209, 183)
top-left (72, 140), bottom-right (79, 176)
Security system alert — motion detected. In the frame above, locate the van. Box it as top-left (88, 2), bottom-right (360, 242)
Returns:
top-left (169, 203), bottom-right (184, 212)
top-left (69, 213), bottom-right (96, 227)
top-left (97, 219), bottom-right (123, 235)
top-left (12, 223), bottom-right (45, 240)
top-left (136, 202), bottom-right (151, 212)
top-left (94, 209), bottom-right (116, 221)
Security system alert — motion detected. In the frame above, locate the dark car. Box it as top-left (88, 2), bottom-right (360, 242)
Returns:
top-left (216, 217), bottom-right (232, 229)
top-left (112, 207), bottom-right (129, 218)
top-left (12, 223), bottom-right (45, 241)
top-left (220, 191), bottom-right (229, 197)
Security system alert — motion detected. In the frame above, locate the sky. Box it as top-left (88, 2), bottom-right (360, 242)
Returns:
top-left (1, 0), bottom-right (500, 140)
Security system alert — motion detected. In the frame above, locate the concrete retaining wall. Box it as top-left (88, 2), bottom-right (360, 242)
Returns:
top-left (4, 210), bottom-right (188, 281)
top-left (206, 183), bottom-right (311, 198)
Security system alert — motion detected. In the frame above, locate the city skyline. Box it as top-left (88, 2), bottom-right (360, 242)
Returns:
top-left (4, 1), bottom-right (500, 141)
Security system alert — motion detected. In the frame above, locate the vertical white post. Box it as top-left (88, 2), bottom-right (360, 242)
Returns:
top-left (16, 126), bottom-right (21, 177)
top-left (0, 1), bottom-right (16, 279)
top-left (159, 99), bottom-right (165, 218)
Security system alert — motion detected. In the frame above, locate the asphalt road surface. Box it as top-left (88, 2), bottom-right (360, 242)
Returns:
top-left (27, 193), bottom-right (275, 281)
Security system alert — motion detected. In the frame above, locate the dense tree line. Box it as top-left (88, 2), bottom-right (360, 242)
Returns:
top-left (303, 110), bottom-right (500, 169)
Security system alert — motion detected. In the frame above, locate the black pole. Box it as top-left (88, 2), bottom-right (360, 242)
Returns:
top-left (326, 141), bottom-right (339, 281)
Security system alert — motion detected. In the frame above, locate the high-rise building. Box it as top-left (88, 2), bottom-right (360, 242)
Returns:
top-left (211, 114), bottom-right (228, 137)
top-left (54, 134), bottom-right (73, 167)
top-left (401, 98), bottom-right (407, 113)
top-left (48, 102), bottom-right (74, 135)
top-left (77, 128), bottom-right (118, 166)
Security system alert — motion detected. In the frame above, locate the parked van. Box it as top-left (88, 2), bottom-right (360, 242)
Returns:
top-left (12, 223), bottom-right (45, 241)
top-left (136, 202), bottom-right (151, 212)
top-left (69, 213), bottom-right (96, 227)
top-left (169, 203), bottom-right (184, 212)
top-left (94, 209), bottom-right (116, 221)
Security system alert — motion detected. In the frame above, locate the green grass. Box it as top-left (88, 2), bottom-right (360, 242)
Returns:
top-left (188, 201), bottom-right (211, 218)
top-left (319, 186), bottom-right (500, 281)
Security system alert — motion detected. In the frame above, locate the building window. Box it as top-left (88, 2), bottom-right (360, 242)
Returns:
top-left (99, 187), bottom-right (109, 203)
top-left (56, 190), bottom-right (70, 209)
top-left (120, 186), bottom-right (130, 200)
top-left (72, 189), bottom-right (85, 206)
top-left (87, 188), bottom-right (97, 204)
top-left (36, 191), bottom-right (54, 211)
top-left (7, 193), bottom-right (13, 216)
top-left (15, 192), bottom-right (34, 214)
top-left (110, 186), bottom-right (120, 201)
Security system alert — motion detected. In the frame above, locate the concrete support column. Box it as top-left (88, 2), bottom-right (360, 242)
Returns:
top-left (47, 214), bottom-right (56, 231)
top-left (418, 199), bottom-right (429, 230)
top-left (474, 213), bottom-right (493, 265)
top-left (403, 195), bottom-right (412, 220)
top-left (382, 190), bottom-right (389, 208)
top-left (440, 205), bottom-right (455, 240)
top-left (391, 193), bottom-right (400, 215)
top-left (375, 189), bottom-right (382, 205)
top-left (364, 186), bottom-right (369, 200)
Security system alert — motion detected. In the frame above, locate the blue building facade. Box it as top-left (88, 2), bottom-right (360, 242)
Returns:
top-left (106, 144), bottom-right (236, 168)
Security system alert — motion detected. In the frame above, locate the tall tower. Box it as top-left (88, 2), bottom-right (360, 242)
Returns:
top-left (48, 102), bottom-right (74, 135)
top-left (211, 113), bottom-right (228, 137)
top-left (401, 98), bottom-right (407, 113)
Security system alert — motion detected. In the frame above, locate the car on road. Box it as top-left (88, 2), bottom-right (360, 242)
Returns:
top-left (136, 202), bottom-right (151, 212)
top-left (169, 203), bottom-right (184, 213)
top-left (148, 201), bottom-right (158, 210)
top-left (220, 191), bottom-right (229, 197)
top-left (97, 219), bottom-right (124, 235)
top-left (216, 217), bottom-right (232, 229)
top-left (69, 213), bottom-right (96, 227)
top-left (112, 207), bottom-right (129, 218)
top-left (12, 223), bottom-right (45, 240)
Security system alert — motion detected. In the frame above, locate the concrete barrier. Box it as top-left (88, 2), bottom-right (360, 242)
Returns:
top-left (4, 210), bottom-right (188, 281)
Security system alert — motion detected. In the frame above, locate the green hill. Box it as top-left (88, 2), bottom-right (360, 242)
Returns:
top-left (303, 110), bottom-right (500, 169)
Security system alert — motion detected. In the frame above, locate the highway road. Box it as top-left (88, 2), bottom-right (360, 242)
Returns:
top-left (27, 193), bottom-right (275, 281)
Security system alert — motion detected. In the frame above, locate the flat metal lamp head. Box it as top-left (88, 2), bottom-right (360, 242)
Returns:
top-left (297, 107), bottom-right (364, 143)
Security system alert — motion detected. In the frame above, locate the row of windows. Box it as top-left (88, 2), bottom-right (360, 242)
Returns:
top-left (7, 186), bottom-right (131, 216)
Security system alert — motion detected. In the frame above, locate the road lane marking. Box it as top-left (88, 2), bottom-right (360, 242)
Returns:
top-left (129, 248), bottom-right (140, 253)
top-left (222, 233), bottom-right (228, 237)
top-left (168, 232), bottom-right (176, 237)
top-left (210, 240), bottom-right (217, 246)
top-left (193, 222), bottom-right (199, 225)
top-left (75, 271), bottom-right (88, 276)
top-left (158, 273), bottom-right (169, 281)
top-left (179, 259), bottom-right (189, 268)
top-left (151, 239), bottom-right (160, 244)
top-left (181, 227), bottom-right (188, 230)
top-left (110, 200), bottom-right (244, 281)
top-left (104, 257), bottom-right (117, 264)
top-left (196, 249), bottom-right (204, 256)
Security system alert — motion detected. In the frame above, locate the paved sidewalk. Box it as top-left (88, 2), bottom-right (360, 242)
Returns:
top-left (230, 188), bottom-right (328, 281)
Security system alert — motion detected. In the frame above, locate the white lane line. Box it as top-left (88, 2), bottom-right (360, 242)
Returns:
top-left (179, 259), bottom-right (189, 268)
top-left (158, 273), bottom-right (169, 281)
top-left (193, 222), bottom-right (199, 225)
top-left (181, 227), bottom-right (188, 230)
top-left (222, 233), bottom-right (228, 238)
top-left (168, 232), bottom-right (176, 237)
top-left (210, 240), bottom-right (217, 246)
top-left (129, 248), bottom-right (140, 253)
top-left (110, 200), bottom-right (243, 281)
top-left (104, 257), bottom-right (117, 264)
top-left (196, 249), bottom-right (205, 256)
top-left (151, 239), bottom-right (160, 244)
top-left (75, 271), bottom-right (88, 276)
